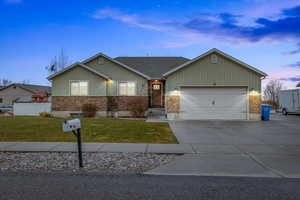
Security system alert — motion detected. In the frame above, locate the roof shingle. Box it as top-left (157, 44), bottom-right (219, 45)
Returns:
top-left (114, 57), bottom-right (190, 78)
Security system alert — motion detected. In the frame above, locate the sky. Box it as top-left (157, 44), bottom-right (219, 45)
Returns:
top-left (1, 0), bottom-right (300, 89)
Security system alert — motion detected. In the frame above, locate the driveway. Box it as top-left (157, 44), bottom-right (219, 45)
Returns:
top-left (147, 114), bottom-right (300, 178)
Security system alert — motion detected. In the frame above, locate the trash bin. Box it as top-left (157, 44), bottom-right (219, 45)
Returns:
top-left (261, 104), bottom-right (270, 121)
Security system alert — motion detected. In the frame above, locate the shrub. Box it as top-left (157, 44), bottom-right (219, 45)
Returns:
top-left (128, 98), bottom-right (147, 118)
top-left (39, 112), bottom-right (53, 118)
top-left (82, 103), bottom-right (97, 118)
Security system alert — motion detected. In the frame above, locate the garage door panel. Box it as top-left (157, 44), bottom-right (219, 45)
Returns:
top-left (180, 87), bottom-right (247, 120)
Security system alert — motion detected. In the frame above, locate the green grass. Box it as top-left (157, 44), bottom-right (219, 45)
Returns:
top-left (0, 116), bottom-right (178, 143)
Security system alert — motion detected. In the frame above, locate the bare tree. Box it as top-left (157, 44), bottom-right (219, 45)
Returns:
top-left (46, 49), bottom-right (69, 74)
top-left (263, 80), bottom-right (283, 108)
top-left (0, 79), bottom-right (12, 86)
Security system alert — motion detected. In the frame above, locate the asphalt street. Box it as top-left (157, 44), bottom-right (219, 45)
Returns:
top-left (0, 172), bottom-right (299, 200)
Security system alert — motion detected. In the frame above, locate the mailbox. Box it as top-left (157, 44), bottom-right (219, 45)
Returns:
top-left (63, 119), bottom-right (81, 132)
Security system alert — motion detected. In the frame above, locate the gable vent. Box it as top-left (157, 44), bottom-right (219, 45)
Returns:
top-left (210, 54), bottom-right (218, 64)
top-left (98, 57), bottom-right (104, 65)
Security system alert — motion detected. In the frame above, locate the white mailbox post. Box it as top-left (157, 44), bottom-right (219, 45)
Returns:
top-left (63, 119), bottom-right (81, 132)
top-left (63, 119), bottom-right (83, 168)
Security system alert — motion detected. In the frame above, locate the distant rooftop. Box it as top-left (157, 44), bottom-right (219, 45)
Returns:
top-left (0, 83), bottom-right (51, 94)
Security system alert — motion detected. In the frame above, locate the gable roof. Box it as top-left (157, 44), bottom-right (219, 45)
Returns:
top-left (114, 57), bottom-right (190, 79)
top-left (47, 62), bottom-right (110, 80)
top-left (163, 48), bottom-right (267, 77)
top-left (83, 53), bottom-right (151, 80)
top-left (0, 83), bottom-right (51, 94)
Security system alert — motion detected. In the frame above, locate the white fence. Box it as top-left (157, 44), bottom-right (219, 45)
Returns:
top-left (13, 103), bottom-right (51, 116)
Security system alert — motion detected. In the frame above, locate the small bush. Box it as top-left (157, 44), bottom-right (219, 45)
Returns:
top-left (39, 112), bottom-right (53, 118)
top-left (128, 98), bottom-right (147, 118)
top-left (82, 103), bottom-right (97, 118)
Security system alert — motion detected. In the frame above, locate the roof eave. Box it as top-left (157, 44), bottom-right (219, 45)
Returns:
top-left (47, 62), bottom-right (111, 80)
top-left (82, 53), bottom-right (151, 80)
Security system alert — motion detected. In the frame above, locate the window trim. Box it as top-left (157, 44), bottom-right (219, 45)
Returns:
top-left (69, 80), bottom-right (89, 96)
top-left (117, 81), bottom-right (137, 96)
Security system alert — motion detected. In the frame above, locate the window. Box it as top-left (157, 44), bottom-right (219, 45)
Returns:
top-left (119, 81), bottom-right (136, 96)
top-left (70, 81), bottom-right (88, 96)
top-left (153, 84), bottom-right (160, 90)
top-left (0, 98), bottom-right (2, 103)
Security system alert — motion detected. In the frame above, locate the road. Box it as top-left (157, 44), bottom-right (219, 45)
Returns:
top-left (0, 172), bottom-right (299, 200)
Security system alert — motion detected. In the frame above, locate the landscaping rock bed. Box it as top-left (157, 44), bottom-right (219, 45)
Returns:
top-left (0, 152), bottom-right (178, 173)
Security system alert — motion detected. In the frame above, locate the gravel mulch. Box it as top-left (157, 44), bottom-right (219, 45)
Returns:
top-left (0, 152), bottom-right (179, 174)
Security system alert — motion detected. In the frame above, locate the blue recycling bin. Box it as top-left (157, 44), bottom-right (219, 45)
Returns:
top-left (261, 104), bottom-right (270, 121)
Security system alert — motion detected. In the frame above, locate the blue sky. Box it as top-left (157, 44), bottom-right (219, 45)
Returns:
top-left (1, 0), bottom-right (300, 88)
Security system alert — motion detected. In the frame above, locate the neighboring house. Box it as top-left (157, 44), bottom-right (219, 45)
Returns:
top-left (48, 48), bottom-right (267, 120)
top-left (0, 83), bottom-right (51, 106)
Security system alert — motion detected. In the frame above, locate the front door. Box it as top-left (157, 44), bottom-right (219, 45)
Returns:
top-left (151, 82), bottom-right (162, 107)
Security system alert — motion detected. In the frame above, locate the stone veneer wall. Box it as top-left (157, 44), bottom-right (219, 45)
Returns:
top-left (249, 95), bottom-right (261, 114)
top-left (165, 96), bottom-right (180, 113)
top-left (116, 96), bottom-right (148, 110)
top-left (52, 96), bottom-right (108, 111)
top-left (249, 95), bottom-right (262, 120)
top-left (52, 96), bottom-right (148, 113)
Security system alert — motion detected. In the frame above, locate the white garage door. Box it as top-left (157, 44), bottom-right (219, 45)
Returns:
top-left (180, 87), bottom-right (247, 120)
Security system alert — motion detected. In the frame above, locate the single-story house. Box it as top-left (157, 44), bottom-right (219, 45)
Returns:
top-left (0, 83), bottom-right (51, 106)
top-left (48, 48), bottom-right (267, 120)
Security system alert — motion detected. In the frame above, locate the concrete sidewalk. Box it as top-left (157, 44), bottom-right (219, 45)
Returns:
top-left (0, 142), bottom-right (192, 154)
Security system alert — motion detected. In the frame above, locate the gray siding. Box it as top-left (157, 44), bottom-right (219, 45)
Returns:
top-left (85, 56), bottom-right (148, 96)
top-left (165, 53), bottom-right (262, 94)
top-left (51, 66), bottom-right (107, 96)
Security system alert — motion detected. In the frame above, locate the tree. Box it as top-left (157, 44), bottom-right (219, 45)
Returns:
top-left (0, 79), bottom-right (12, 86)
top-left (46, 49), bottom-right (69, 74)
top-left (263, 80), bottom-right (283, 108)
top-left (297, 82), bottom-right (300, 87)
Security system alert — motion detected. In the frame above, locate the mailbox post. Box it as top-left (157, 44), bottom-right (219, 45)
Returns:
top-left (63, 119), bottom-right (83, 168)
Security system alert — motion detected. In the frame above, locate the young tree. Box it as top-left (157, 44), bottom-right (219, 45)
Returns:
top-left (263, 80), bottom-right (283, 108)
top-left (0, 79), bottom-right (12, 86)
top-left (46, 49), bottom-right (69, 74)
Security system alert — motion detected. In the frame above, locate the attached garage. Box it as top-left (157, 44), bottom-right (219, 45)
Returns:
top-left (164, 48), bottom-right (267, 120)
top-left (180, 87), bottom-right (247, 120)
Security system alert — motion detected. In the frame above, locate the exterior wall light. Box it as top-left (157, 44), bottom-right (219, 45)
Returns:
top-left (249, 88), bottom-right (260, 96)
top-left (171, 87), bottom-right (180, 96)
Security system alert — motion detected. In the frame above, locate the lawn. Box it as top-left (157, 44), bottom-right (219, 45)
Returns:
top-left (0, 116), bottom-right (178, 143)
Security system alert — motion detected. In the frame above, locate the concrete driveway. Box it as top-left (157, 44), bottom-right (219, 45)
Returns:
top-left (147, 114), bottom-right (300, 178)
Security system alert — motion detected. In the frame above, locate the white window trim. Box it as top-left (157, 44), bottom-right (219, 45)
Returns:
top-left (117, 80), bottom-right (137, 96)
top-left (69, 80), bottom-right (89, 96)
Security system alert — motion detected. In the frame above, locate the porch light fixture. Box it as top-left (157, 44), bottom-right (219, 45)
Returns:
top-left (171, 87), bottom-right (180, 96)
top-left (249, 88), bottom-right (260, 96)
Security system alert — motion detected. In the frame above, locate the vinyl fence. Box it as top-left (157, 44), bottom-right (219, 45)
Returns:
top-left (13, 103), bottom-right (51, 116)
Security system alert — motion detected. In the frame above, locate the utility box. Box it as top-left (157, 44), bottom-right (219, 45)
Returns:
top-left (279, 89), bottom-right (300, 115)
top-left (261, 104), bottom-right (270, 121)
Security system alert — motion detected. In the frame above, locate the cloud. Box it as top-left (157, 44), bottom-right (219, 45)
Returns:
top-left (280, 76), bottom-right (300, 82)
top-left (93, 8), bottom-right (163, 31)
top-left (284, 43), bottom-right (300, 55)
top-left (288, 61), bottom-right (300, 67)
top-left (182, 6), bottom-right (300, 42)
top-left (92, 5), bottom-right (300, 49)
top-left (4, 0), bottom-right (22, 3)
